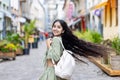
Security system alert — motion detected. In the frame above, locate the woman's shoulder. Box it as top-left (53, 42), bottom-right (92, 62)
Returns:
top-left (52, 37), bottom-right (62, 43)
top-left (52, 36), bottom-right (61, 40)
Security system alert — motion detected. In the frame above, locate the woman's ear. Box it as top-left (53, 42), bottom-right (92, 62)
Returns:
top-left (62, 30), bottom-right (65, 33)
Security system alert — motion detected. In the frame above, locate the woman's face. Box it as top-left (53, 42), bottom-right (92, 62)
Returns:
top-left (52, 21), bottom-right (64, 36)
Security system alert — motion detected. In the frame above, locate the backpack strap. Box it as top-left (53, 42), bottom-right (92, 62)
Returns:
top-left (58, 38), bottom-right (65, 50)
top-left (58, 37), bottom-right (88, 65)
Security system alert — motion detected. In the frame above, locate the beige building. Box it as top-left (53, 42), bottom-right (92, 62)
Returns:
top-left (90, 0), bottom-right (118, 40)
top-left (72, 0), bottom-right (118, 40)
top-left (118, 0), bottom-right (120, 37)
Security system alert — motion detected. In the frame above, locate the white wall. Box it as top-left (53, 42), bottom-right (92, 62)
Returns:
top-left (0, 12), bottom-right (4, 31)
top-left (86, 0), bottom-right (104, 33)
top-left (2, 0), bottom-right (10, 6)
top-left (57, 1), bottom-right (65, 19)
top-left (10, 0), bottom-right (19, 10)
top-left (86, 0), bottom-right (92, 9)
top-left (30, 0), bottom-right (45, 29)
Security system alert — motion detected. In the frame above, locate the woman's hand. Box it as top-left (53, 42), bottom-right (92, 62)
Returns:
top-left (46, 38), bottom-right (52, 48)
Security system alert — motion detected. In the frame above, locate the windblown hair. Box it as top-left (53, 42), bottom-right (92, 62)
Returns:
top-left (52, 19), bottom-right (112, 58)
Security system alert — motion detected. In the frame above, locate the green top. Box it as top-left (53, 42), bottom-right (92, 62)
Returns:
top-left (39, 37), bottom-right (67, 80)
top-left (46, 37), bottom-right (63, 61)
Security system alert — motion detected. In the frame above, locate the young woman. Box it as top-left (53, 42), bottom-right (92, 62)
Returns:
top-left (39, 19), bottom-right (111, 80)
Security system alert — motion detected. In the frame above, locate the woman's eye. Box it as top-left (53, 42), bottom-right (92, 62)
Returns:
top-left (57, 26), bottom-right (61, 29)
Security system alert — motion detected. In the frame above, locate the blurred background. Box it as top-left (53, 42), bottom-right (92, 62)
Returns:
top-left (0, 1), bottom-right (120, 80)
top-left (0, 0), bottom-right (119, 40)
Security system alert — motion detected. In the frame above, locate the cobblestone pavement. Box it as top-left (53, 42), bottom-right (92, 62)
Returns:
top-left (0, 41), bottom-right (120, 80)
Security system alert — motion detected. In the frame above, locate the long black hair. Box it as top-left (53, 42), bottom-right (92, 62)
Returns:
top-left (52, 19), bottom-right (112, 59)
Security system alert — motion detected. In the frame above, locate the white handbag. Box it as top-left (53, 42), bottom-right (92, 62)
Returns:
top-left (52, 39), bottom-right (76, 79)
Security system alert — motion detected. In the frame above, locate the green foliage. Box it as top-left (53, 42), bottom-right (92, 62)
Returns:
top-left (90, 31), bottom-right (103, 44)
top-left (23, 20), bottom-right (36, 48)
top-left (16, 44), bottom-right (24, 50)
top-left (0, 43), bottom-right (17, 53)
top-left (0, 40), bottom-right (8, 47)
top-left (5, 33), bottom-right (23, 45)
top-left (0, 48), bottom-right (10, 53)
top-left (23, 20), bottom-right (36, 35)
top-left (73, 30), bottom-right (84, 39)
top-left (6, 31), bottom-right (14, 36)
top-left (111, 37), bottom-right (120, 55)
top-left (73, 30), bottom-right (103, 44)
top-left (82, 30), bottom-right (94, 42)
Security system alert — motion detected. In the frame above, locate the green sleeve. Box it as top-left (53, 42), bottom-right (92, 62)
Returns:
top-left (46, 37), bottom-right (63, 62)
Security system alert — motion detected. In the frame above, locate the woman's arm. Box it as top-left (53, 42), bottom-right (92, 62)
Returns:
top-left (46, 37), bottom-right (62, 67)
top-left (46, 38), bottom-right (52, 48)
top-left (46, 38), bottom-right (54, 67)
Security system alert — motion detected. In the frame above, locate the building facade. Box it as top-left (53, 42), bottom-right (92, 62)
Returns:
top-left (89, 0), bottom-right (118, 39)
top-left (72, 0), bottom-right (118, 40)
top-left (0, 0), bottom-right (12, 40)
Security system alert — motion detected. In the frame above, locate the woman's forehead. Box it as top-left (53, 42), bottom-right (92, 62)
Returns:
top-left (54, 21), bottom-right (61, 25)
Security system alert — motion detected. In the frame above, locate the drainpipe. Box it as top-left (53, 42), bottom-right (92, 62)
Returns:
top-left (38, 0), bottom-right (48, 32)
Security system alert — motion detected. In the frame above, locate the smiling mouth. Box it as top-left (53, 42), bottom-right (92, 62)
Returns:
top-left (53, 31), bottom-right (58, 33)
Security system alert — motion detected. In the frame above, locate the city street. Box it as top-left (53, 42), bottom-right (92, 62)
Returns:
top-left (0, 41), bottom-right (120, 80)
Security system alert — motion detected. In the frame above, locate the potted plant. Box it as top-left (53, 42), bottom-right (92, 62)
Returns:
top-left (5, 33), bottom-right (24, 55)
top-left (109, 37), bottom-right (120, 70)
top-left (0, 40), bottom-right (8, 58)
top-left (32, 33), bottom-right (39, 48)
top-left (73, 30), bottom-right (103, 44)
top-left (0, 43), bottom-right (17, 60)
top-left (23, 20), bottom-right (36, 54)
top-left (101, 37), bottom-right (120, 70)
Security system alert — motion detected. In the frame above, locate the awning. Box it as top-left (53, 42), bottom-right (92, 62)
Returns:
top-left (37, 28), bottom-right (45, 32)
top-left (17, 17), bottom-right (26, 23)
top-left (68, 19), bottom-right (81, 26)
top-left (5, 13), bottom-right (12, 19)
top-left (91, 1), bottom-right (108, 10)
top-left (1, 10), bottom-right (13, 19)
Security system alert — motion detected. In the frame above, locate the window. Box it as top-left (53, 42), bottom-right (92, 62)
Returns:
top-left (3, 4), bottom-right (5, 9)
top-left (0, 2), bottom-right (1, 8)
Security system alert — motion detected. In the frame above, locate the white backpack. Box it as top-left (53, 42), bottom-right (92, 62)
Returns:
top-left (52, 39), bottom-right (76, 79)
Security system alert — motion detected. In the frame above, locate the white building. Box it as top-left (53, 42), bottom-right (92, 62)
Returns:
top-left (30, 0), bottom-right (45, 30)
top-left (39, 0), bottom-right (66, 32)
top-left (56, 0), bottom-right (65, 20)
top-left (10, 0), bottom-right (21, 33)
top-left (0, 0), bottom-right (12, 39)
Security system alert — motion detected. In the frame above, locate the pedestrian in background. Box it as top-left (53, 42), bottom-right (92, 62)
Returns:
top-left (39, 32), bottom-right (45, 41)
top-left (39, 19), bottom-right (112, 80)
top-left (44, 32), bottom-right (49, 39)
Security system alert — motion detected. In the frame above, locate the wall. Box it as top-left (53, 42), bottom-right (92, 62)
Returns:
top-left (119, 0), bottom-right (120, 37)
top-left (103, 0), bottom-right (118, 39)
top-left (30, 0), bottom-right (45, 30)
